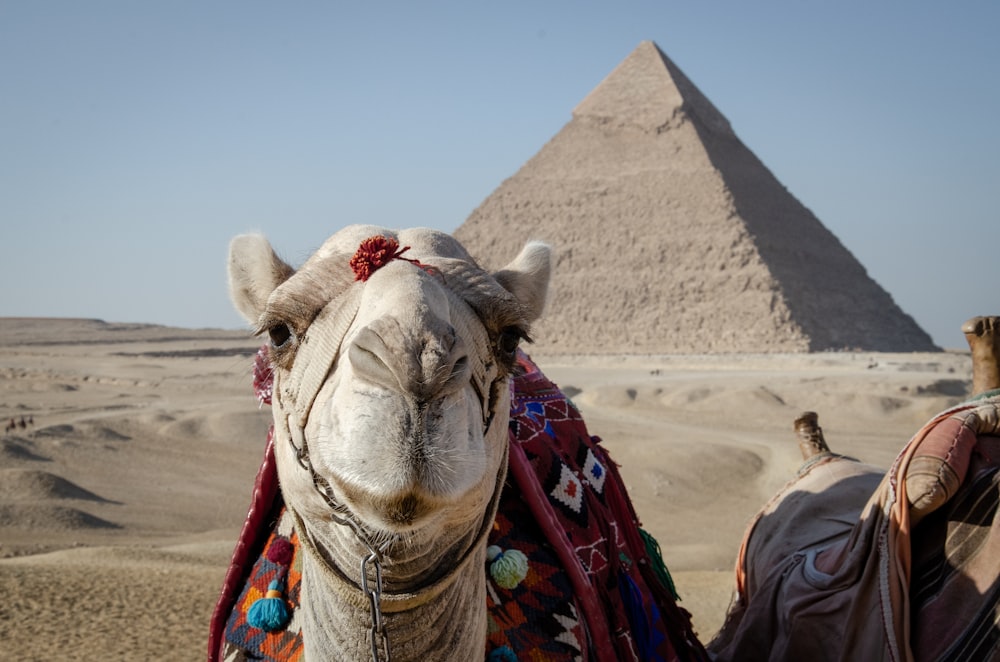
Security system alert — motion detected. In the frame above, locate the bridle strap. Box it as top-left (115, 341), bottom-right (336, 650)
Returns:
top-left (279, 284), bottom-right (363, 425)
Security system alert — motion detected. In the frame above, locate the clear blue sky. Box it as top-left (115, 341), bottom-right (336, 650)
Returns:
top-left (2, 1), bottom-right (997, 350)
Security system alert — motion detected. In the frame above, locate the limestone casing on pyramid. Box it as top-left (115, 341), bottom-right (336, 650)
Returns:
top-left (454, 41), bottom-right (938, 354)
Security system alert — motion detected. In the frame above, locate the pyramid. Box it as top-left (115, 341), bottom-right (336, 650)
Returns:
top-left (454, 41), bottom-right (938, 354)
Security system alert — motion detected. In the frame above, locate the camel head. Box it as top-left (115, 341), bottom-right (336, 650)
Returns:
top-left (228, 226), bottom-right (551, 548)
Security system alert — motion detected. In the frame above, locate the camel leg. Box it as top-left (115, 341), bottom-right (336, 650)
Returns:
top-left (794, 411), bottom-right (831, 460)
top-left (962, 315), bottom-right (1000, 396)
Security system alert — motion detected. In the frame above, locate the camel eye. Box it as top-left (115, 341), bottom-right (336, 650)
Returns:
top-left (268, 322), bottom-right (293, 349)
top-left (498, 327), bottom-right (522, 357)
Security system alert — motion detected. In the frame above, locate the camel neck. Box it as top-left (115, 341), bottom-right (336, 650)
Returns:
top-left (287, 446), bottom-right (507, 661)
top-left (290, 502), bottom-right (493, 661)
top-left (298, 545), bottom-right (489, 661)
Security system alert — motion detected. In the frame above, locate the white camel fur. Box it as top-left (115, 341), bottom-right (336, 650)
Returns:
top-left (228, 225), bottom-right (551, 661)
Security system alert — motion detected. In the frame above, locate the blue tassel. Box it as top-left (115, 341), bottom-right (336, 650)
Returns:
top-left (247, 578), bottom-right (291, 632)
top-left (487, 644), bottom-right (518, 662)
top-left (619, 571), bottom-right (653, 661)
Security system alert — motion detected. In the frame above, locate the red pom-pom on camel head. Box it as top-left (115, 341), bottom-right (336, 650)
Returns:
top-left (349, 235), bottom-right (425, 282)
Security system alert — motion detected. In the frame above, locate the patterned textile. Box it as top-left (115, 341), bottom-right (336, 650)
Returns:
top-left (208, 350), bottom-right (709, 661)
top-left (486, 481), bottom-right (585, 660)
top-left (908, 409), bottom-right (1000, 662)
top-left (501, 353), bottom-right (707, 662)
top-left (222, 512), bottom-right (303, 662)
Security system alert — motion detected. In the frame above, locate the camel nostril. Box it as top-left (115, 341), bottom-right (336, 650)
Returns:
top-left (348, 328), bottom-right (400, 391)
top-left (439, 354), bottom-right (470, 396)
top-left (349, 320), bottom-right (471, 397)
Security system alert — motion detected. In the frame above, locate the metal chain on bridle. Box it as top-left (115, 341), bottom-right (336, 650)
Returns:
top-left (289, 419), bottom-right (394, 661)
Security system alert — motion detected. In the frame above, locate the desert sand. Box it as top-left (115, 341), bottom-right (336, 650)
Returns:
top-left (0, 317), bottom-right (973, 660)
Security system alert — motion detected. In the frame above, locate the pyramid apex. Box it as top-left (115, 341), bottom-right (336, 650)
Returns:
top-left (573, 41), bottom-right (733, 135)
top-left (455, 41), bottom-right (937, 353)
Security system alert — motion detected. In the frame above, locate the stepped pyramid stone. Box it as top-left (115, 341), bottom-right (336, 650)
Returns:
top-left (455, 41), bottom-right (938, 354)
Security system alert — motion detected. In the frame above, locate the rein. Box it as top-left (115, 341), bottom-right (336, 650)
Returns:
top-left (269, 236), bottom-right (509, 662)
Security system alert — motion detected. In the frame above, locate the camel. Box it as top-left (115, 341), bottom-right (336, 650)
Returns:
top-left (209, 226), bottom-right (708, 661)
top-left (209, 221), bottom-right (997, 661)
top-left (710, 316), bottom-right (1000, 661)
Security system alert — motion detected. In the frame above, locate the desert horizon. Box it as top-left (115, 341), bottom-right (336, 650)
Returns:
top-left (0, 316), bottom-right (977, 660)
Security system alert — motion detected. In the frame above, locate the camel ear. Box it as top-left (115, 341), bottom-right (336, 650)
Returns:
top-left (228, 234), bottom-right (295, 324)
top-left (493, 241), bottom-right (552, 323)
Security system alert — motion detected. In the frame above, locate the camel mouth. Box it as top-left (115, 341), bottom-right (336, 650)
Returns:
top-left (335, 478), bottom-right (440, 532)
top-left (368, 492), bottom-right (440, 532)
top-left (383, 493), bottom-right (425, 527)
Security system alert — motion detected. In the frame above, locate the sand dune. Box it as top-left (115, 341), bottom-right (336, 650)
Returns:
top-left (0, 318), bottom-right (974, 659)
top-left (0, 468), bottom-right (112, 502)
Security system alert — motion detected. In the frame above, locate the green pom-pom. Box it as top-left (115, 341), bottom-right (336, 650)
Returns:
top-left (247, 579), bottom-right (291, 632)
top-left (487, 545), bottom-right (528, 589)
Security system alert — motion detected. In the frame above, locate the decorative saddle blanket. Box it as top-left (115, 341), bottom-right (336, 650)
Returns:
top-left (208, 349), bottom-right (709, 661)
